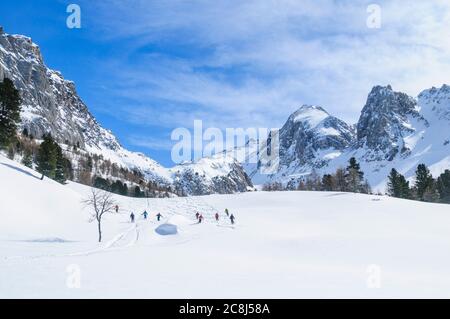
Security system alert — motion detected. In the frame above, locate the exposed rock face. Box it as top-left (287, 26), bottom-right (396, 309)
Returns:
top-left (0, 28), bottom-right (253, 195)
top-left (278, 105), bottom-right (355, 168)
top-left (356, 85), bottom-right (426, 161)
top-left (0, 31), bottom-right (119, 150)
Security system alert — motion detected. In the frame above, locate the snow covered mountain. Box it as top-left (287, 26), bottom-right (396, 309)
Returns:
top-left (278, 105), bottom-right (355, 167)
top-left (245, 105), bottom-right (354, 184)
top-left (0, 27), bottom-right (252, 195)
top-left (1, 27), bottom-right (447, 195)
top-left (356, 85), bottom-right (427, 161)
top-left (245, 85), bottom-right (450, 192)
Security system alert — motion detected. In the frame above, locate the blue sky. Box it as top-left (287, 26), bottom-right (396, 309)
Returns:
top-left (1, 0), bottom-right (449, 166)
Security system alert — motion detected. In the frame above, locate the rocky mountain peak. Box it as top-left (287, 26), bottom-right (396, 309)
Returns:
top-left (356, 85), bottom-right (425, 161)
top-left (278, 104), bottom-right (355, 169)
top-left (0, 29), bottom-right (119, 151)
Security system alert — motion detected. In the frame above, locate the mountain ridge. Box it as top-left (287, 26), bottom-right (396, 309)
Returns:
top-left (1, 27), bottom-right (448, 195)
top-left (0, 28), bottom-right (253, 195)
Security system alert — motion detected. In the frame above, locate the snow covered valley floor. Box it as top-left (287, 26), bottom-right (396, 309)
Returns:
top-left (1, 155), bottom-right (450, 298)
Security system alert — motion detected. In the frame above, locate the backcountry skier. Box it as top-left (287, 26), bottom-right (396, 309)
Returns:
top-left (230, 214), bottom-right (235, 225)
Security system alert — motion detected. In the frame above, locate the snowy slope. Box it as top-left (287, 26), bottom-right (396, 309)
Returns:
top-left (2, 154), bottom-right (450, 298)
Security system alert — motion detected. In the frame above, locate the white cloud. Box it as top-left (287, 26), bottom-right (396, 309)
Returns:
top-left (127, 135), bottom-right (174, 151)
top-left (82, 0), bottom-right (450, 129)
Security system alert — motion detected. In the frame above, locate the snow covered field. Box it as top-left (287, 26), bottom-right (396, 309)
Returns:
top-left (1, 154), bottom-right (450, 298)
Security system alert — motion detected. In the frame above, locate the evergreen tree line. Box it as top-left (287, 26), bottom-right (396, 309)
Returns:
top-left (92, 176), bottom-right (173, 198)
top-left (387, 165), bottom-right (450, 203)
top-left (0, 78), bottom-right (72, 184)
top-left (0, 78), bottom-right (21, 150)
top-left (263, 157), bottom-right (371, 194)
top-left (67, 146), bottom-right (176, 197)
top-left (35, 134), bottom-right (73, 183)
top-left (11, 133), bottom-right (73, 184)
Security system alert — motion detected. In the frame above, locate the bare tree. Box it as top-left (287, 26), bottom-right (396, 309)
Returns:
top-left (82, 188), bottom-right (117, 242)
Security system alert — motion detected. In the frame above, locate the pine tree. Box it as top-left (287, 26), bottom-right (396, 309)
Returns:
top-left (436, 170), bottom-right (450, 203)
top-left (93, 176), bottom-right (110, 191)
top-left (345, 157), bottom-right (364, 192)
top-left (21, 149), bottom-right (33, 168)
top-left (347, 157), bottom-right (364, 179)
top-left (134, 185), bottom-right (142, 197)
top-left (423, 183), bottom-right (440, 202)
top-left (54, 145), bottom-right (72, 184)
top-left (122, 183), bottom-right (128, 196)
top-left (0, 78), bottom-right (21, 149)
top-left (321, 174), bottom-right (334, 191)
top-left (37, 134), bottom-right (58, 179)
top-left (334, 168), bottom-right (347, 192)
top-left (414, 164), bottom-right (434, 201)
top-left (387, 168), bottom-right (398, 196)
top-left (36, 133), bottom-right (71, 183)
top-left (387, 168), bottom-right (410, 199)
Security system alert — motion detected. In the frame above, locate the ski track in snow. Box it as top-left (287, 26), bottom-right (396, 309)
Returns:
top-left (3, 196), bottom-right (234, 261)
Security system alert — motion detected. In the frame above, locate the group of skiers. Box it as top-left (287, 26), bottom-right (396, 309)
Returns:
top-left (196, 208), bottom-right (235, 225)
top-left (128, 207), bottom-right (236, 225)
top-left (129, 210), bottom-right (163, 223)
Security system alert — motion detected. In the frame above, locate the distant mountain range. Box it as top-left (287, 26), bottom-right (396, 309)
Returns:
top-left (246, 84), bottom-right (450, 192)
top-left (1, 27), bottom-right (449, 194)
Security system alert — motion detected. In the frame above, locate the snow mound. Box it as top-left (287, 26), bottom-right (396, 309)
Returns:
top-left (155, 224), bottom-right (178, 236)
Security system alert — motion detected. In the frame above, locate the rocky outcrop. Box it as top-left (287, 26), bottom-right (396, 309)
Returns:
top-left (356, 85), bottom-right (427, 161)
top-left (0, 32), bottom-right (108, 149)
top-left (278, 105), bottom-right (355, 169)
